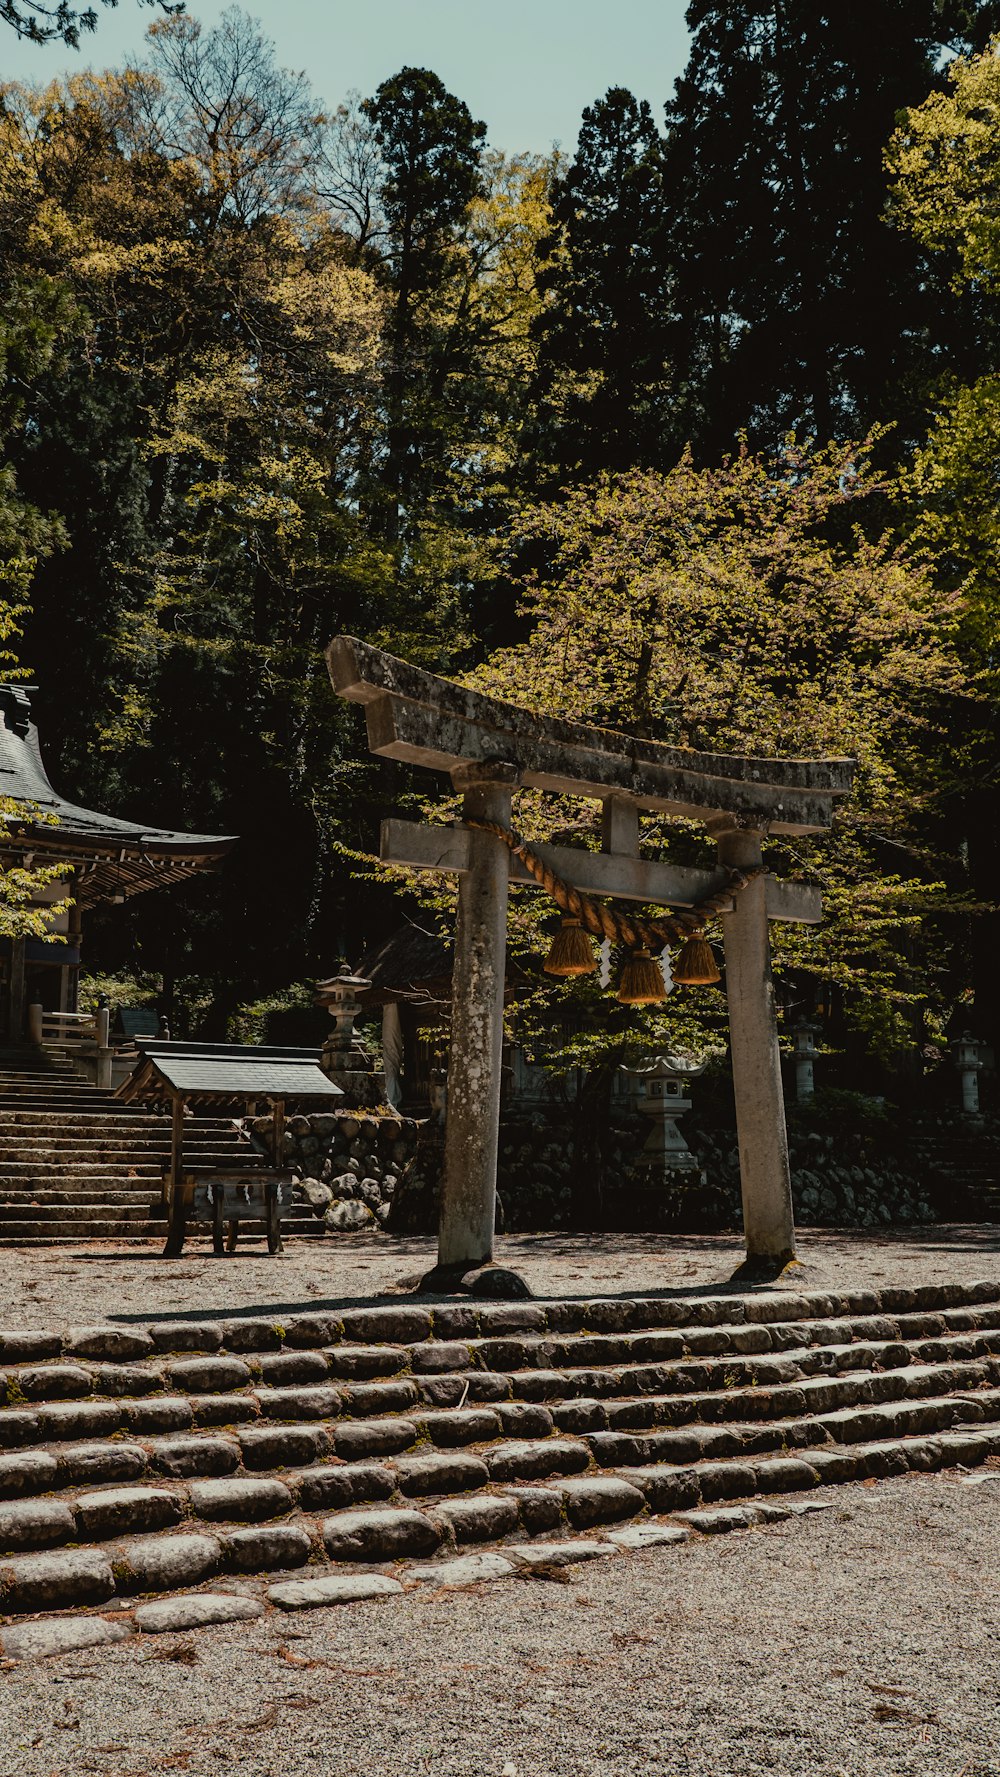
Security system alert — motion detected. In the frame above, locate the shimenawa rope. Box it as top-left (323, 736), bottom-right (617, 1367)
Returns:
top-left (464, 819), bottom-right (762, 950)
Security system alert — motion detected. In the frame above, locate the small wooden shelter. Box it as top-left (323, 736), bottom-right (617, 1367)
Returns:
top-left (119, 1041), bottom-right (342, 1256)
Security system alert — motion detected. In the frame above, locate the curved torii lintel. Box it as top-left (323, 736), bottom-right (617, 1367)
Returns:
top-left (327, 635), bottom-right (855, 835)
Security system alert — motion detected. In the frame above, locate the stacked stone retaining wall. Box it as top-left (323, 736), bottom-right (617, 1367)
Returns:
top-left (248, 1112), bottom-right (421, 1235)
top-left (269, 1104), bottom-right (967, 1238)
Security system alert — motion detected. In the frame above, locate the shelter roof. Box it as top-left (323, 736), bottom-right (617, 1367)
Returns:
top-left (118, 1042), bottom-right (344, 1105)
top-left (0, 685), bottom-right (235, 904)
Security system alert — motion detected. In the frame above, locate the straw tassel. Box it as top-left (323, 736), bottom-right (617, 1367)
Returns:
top-left (673, 934), bottom-right (721, 985)
top-left (544, 916), bottom-right (596, 977)
top-left (617, 947), bottom-right (668, 1005)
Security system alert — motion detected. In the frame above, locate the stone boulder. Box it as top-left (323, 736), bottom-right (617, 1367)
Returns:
top-left (324, 1199), bottom-right (375, 1233)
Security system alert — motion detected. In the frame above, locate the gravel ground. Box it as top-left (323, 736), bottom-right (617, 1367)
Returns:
top-left (0, 1468), bottom-right (997, 1777)
top-left (1, 1229), bottom-right (998, 1771)
top-left (2, 1224), bottom-right (998, 1329)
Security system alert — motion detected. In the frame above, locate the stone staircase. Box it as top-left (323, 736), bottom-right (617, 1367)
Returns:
top-left (0, 1048), bottom-right (320, 1246)
top-left (1, 1278), bottom-right (1000, 1655)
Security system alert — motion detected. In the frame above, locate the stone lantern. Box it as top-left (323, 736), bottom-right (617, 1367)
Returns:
top-left (952, 1032), bottom-right (984, 1118)
top-left (621, 1054), bottom-right (707, 1176)
top-left (314, 966), bottom-right (385, 1108)
top-left (793, 1020), bottom-right (820, 1102)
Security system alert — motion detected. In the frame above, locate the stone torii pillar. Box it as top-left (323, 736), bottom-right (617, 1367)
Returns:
top-left (715, 821), bottom-right (795, 1270)
top-left (436, 764), bottom-right (515, 1275)
top-left (326, 636), bottom-right (855, 1289)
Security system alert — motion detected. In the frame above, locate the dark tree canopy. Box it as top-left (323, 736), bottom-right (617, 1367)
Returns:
top-left (363, 66), bottom-right (486, 304)
top-left (659, 0), bottom-right (1000, 455)
top-left (532, 88), bottom-right (672, 477)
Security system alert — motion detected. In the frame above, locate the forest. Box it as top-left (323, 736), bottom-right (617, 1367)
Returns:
top-left (1, 1), bottom-right (1000, 1090)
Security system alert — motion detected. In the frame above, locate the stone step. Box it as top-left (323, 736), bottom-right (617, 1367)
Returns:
top-left (0, 1202), bottom-right (165, 1223)
top-left (0, 1414), bottom-right (997, 1620)
top-left (0, 1281), bottom-right (993, 1618)
top-left (0, 1078), bottom-right (111, 1089)
top-left (0, 1118), bottom-right (238, 1132)
top-left (0, 1189), bottom-right (182, 1207)
top-left (0, 1222), bottom-right (170, 1241)
top-left (0, 1154), bottom-right (251, 1177)
top-left (0, 1136), bottom-right (248, 1154)
top-left (2, 1307), bottom-right (1000, 1420)
top-left (0, 1070), bottom-right (80, 1080)
top-left (0, 1360), bottom-right (997, 1471)
top-left (0, 1094), bottom-right (146, 1108)
top-left (0, 1176), bottom-right (244, 1197)
top-left (2, 1279), bottom-right (997, 1357)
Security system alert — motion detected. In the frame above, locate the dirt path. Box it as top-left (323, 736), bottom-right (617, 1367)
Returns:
top-left (3, 1224), bottom-right (998, 1331)
top-left (0, 1466), bottom-right (996, 1777)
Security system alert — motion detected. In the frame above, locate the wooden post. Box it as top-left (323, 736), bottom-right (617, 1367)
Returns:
top-left (717, 825), bottom-right (796, 1274)
top-left (67, 889), bottom-right (82, 1014)
top-left (271, 1097), bottom-right (285, 1166)
top-left (163, 1091), bottom-right (187, 1257)
top-left (434, 770), bottom-right (514, 1276)
top-left (95, 1004), bottom-right (112, 1090)
top-left (9, 938), bottom-right (26, 1044)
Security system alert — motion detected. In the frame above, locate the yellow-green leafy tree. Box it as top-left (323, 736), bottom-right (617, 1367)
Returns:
top-left (464, 437), bottom-right (969, 1074)
top-left (887, 42), bottom-right (1000, 1050)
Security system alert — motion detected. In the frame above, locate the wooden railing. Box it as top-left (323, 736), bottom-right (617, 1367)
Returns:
top-left (27, 1005), bottom-right (112, 1088)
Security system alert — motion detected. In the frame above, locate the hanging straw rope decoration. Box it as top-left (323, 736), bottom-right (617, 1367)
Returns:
top-left (464, 818), bottom-right (763, 995)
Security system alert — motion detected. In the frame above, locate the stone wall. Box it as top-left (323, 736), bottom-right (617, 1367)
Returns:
top-left (387, 1107), bottom-right (944, 1236)
top-left (265, 1098), bottom-right (957, 1238)
top-left (248, 1111), bottom-right (420, 1234)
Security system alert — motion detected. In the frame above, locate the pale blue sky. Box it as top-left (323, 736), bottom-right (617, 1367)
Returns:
top-left (0, 0), bottom-right (692, 154)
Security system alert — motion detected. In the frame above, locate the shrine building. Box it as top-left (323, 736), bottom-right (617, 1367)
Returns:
top-left (0, 685), bottom-right (235, 1041)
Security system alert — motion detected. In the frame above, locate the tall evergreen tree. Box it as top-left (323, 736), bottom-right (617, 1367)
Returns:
top-left (361, 67), bottom-right (486, 542)
top-left (661, 1), bottom-right (1000, 456)
top-left (531, 88), bottom-right (670, 477)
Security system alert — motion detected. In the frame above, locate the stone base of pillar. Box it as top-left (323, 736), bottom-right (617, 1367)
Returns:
top-left (729, 1250), bottom-right (800, 1284)
top-left (414, 1261), bottom-right (534, 1299)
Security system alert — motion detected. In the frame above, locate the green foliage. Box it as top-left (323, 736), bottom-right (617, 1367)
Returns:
top-left (886, 40), bottom-right (1000, 1052)
top-left (227, 980), bottom-right (316, 1046)
top-left (76, 969), bottom-right (154, 1014)
top-left (790, 1087), bottom-right (890, 1130)
top-left (477, 436), bottom-right (959, 770)
top-left (468, 438), bottom-right (972, 1060)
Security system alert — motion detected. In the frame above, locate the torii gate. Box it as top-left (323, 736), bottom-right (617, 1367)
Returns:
top-left (328, 636), bottom-right (854, 1285)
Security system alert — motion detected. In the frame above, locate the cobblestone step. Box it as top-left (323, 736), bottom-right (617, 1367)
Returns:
top-left (0, 1282), bottom-right (994, 1624)
top-left (0, 1143), bottom-right (248, 1160)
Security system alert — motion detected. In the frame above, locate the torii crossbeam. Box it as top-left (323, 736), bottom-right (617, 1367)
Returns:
top-left (328, 636), bottom-right (855, 1284)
